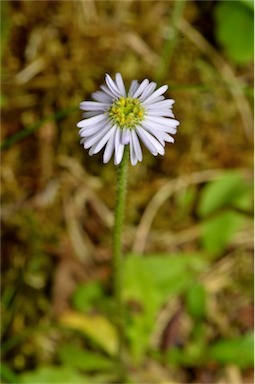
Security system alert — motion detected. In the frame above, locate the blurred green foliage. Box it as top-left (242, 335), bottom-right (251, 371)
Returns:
top-left (209, 332), bottom-right (254, 369)
top-left (215, 0), bottom-right (254, 65)
top-left (1, 0), bottom-right (253, 383)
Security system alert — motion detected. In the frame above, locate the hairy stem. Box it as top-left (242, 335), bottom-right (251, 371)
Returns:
top-left (113, 146), bottom-right (129, 376)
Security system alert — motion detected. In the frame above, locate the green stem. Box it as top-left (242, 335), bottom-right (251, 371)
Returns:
top-left (113, 146), bottom-right (129, 376)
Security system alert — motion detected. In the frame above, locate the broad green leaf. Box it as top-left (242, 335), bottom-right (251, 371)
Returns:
top-left (198, 171), bottom-right (250, 217)
top-left (201, 210), bottom-right (246, 255)
top-left (58, 344), bottom-right (114, 371)
top-left (123, 253), bottom-right (208, 362)
top-left (238, 0), bottom-right (254, 11)
top-left (124, 253), bottom-right (207, 306)
top-left (186, 283), bottom-right (207, 320)
top-left (0, 362), bottom-right (19, 383)
top-left (209, 332), bottom-right (254, 369)
top-left (59, 311), bottom-right (117, 356)
top-left (215, 1), bottom-right (254, 65)
top-left (19, 366), bottom-right (87, 383)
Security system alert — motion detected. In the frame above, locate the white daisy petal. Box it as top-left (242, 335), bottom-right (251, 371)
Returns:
top-left (90, 125), bottom-right (117, 155)
top-left (103, 129), bottom-right (116, 163)
top-left (143, 84), bottom-right (168, 105)
top-left (121, 129), bottom-right (131, 145)
top-left (144, 95), bottom-right (165, 105)
top-left (144, 125), bottom-right (175, 144)
top-left (139, 82), bottom-right (157, 100)
top-left (146, 116), bottom-right (180, 128)
top-left (115, 73), bottom-right (126, 96)
top-left (130, 137), bottom-right (138, 166)
top-left (79, 125), bottom-right (103, 138)
top-left (100, 84), bottom-right (118, 99)
top-left (82, 111), bottom-right (100, 118)
top-left (146, 99), bottom-right (175, 109)
top-left (142, 119), bottom-right (178, 135)
top-left (114, 143), bottom-right (125, 165)
top-left (78, 118), bottom-right (108, 134)
top-left (80, 101), bottom-right (109, 111)
top-left (77, 113), bottom-right (107, 128)
top-left (128, 80), bottom-right (139, 97)
top-left (83, 123), bottom-right (112, 149)
top-left (114, 129), bottom-right (125, 165)
top-left (77, 74), bottom-right (179, 165)
top-left (136, 126), bottom-right (165, 156)
top-left (132, 79), bottom-right (150, 99)
top-left (105, 74), bottom-right (122, 97)
top-left (92, 91), bottom-right (112, 103)
top-left (131, 129), bottom-right (142, 162)
top-left (147, 109), bottom-right (174, 117)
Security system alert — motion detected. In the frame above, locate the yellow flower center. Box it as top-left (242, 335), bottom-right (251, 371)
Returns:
top-left (108, 97), bottom-right (145, 129)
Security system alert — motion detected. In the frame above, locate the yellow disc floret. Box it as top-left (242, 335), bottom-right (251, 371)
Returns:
top-left (107, 97), bottom-right (145, 129)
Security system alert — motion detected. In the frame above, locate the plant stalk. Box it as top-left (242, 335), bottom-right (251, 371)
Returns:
top-left (113, 146), bottom-right (129, 376)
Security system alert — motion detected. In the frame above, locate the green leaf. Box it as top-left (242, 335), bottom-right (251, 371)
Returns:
top-left (0, 362), bottom-right (19, 383)
top-left (123, 253), bottom-right (208, 362)
top-left (72, 282), bottom-right (104, 312)
top-left (198, 171), bottom-right (250, 217)
top-left (167, 338), bottom-right (207, 367)
top-left (124, 253), bottom-right (207, 306)
top-left (186, 283), bottom-right (207, 320)
top-left (201, 210), bottom-right (246, 255)
top-left (58, 344), bottom-right (114, 371)
top-left (239, 0), bottom-right (254, 11)
top-left (215, 1), bottom-right (254, 65)
top-left (176, 187), bottom-right (196, 217)
top-left (19, 366), bottom-right (87, 383)
top-left (209, 332), bottom-right (254, 369)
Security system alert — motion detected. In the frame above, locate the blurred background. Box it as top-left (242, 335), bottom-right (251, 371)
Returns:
top-left (1, 1), bottom-right (254, 383)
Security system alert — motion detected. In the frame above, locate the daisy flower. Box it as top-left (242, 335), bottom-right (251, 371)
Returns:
top-left (77, 73), bottom-right (179, 166)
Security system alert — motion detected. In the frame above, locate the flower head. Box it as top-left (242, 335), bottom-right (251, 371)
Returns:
top-left (77, 73), bottom-right (179, 166)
